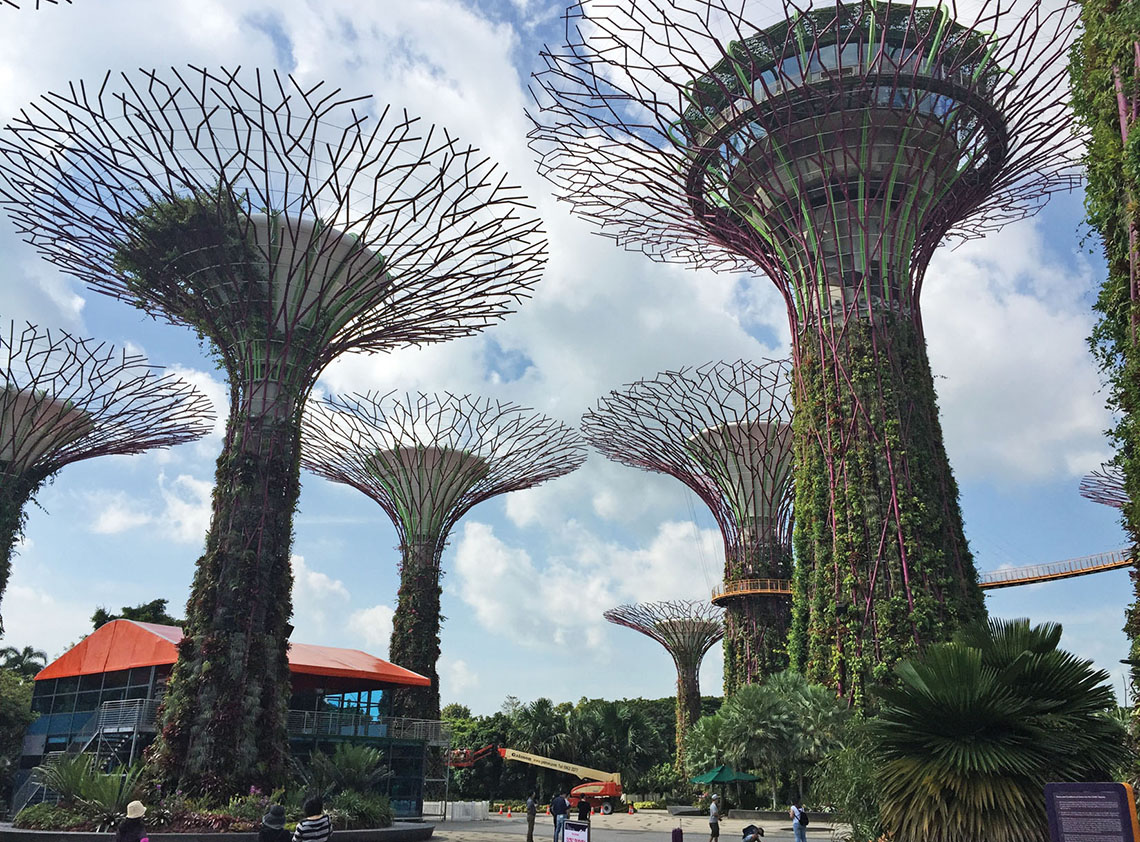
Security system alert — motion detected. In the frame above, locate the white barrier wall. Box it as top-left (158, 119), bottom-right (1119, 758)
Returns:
top-left (423, 801), bottom-right (490, 821)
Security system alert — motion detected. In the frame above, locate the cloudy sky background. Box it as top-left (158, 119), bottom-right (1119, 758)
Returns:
top-left (0, 0), bottom-right (1130, 715)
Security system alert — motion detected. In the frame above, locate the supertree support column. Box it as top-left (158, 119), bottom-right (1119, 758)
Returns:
top-left (0, 67), bottom-right (545, 794)
top-left (531, 0), bottom-right (1079, 700)
top-left (302, 391), bottom-right (585, 720)
top-left (603, 601), bottom-right (723, 769)
top-left (582, 360), bottom-right (794, 692)
top-left (1081, 465), bottom-right (1129, 510)
top-left (0, 322), bottom-right (213, 630)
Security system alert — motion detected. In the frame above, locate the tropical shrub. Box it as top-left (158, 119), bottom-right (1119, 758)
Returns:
top-left (870, 618), bottom-right (1130, 842)
top-left (13, 802), bottom-right (89, 830)
top-left (328, 790), bottom-right (393, 829)
top-left (75, 763), bottom-right (146, 831)
top-left (811, 717), bottom-right (883, 842)
top-left (33, 753), bottom-right (95, 805)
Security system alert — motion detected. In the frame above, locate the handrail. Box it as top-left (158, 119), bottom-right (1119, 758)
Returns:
top-left (711, 578), bottom-right (793, 603)
top-left (978, 549), bottom-right (1131, 589)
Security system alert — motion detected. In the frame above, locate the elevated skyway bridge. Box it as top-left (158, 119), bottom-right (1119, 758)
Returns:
top-left (710, 549), bottom-right (1133, 604)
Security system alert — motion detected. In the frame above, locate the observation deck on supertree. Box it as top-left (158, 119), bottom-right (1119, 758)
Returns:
top-left (0, 323), bottom-right (213, 632)
top-left (604, 600), bottom-right (723, 768)
top-left (302, 391), bottom-right (586, 721)
top-left (531, 0), bottom-right (1078, 699)
top-left (1081, 465), bottom-right (1129, 510)
top-left (582, 360), bottom-right (794, 692)
top-left (0, 66), bottom-right (545, 792)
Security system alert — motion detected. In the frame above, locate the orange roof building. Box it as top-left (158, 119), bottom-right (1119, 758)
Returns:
top-left (20, 620), bottom-right (440, 819)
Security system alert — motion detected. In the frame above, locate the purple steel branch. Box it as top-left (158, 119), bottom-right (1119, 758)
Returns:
top-left (1081, 465), bottom-right (1129, 510)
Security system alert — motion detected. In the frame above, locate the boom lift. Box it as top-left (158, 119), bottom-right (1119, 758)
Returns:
top-left (448, 745), bottom-right (625, 814)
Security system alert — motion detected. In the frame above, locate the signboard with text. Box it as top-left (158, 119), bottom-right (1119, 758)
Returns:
top-left (564, 819), bottom-right (590, 842)
top-left (1046, 782), bottom-right (1140, 842)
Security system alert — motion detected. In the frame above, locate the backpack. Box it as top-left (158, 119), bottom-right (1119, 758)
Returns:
top-left (798, 808), bottom-right (809, 827)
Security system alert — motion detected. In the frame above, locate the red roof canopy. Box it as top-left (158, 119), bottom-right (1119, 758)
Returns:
top-left (36, 620), bottom-right (430, 690)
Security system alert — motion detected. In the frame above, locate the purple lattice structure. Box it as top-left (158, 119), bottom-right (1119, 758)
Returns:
top-left (302, 391), bottom-right (586, 720)
top-left (604, 600), bottom-right (723, 767)
top-left (0, 66), bottom-right (545, 791)
top-left (1081, 465), bottom-right (1129, 510)
top-left (532, 0), bottom-right (1073, 698)
top-left (582, 360), bottom-right (793, 692)
top-left (0, 322), bottom-right (213, 630)
top-left (2, 1), bottom-right (70, 8)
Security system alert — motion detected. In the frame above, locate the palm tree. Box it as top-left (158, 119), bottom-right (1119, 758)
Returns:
top-left (511, 697), bottom-right (570, 798)
top-left (870, 618), bottom-right (1130, 842)
top-left (0, 645), bottom-right (47, 679)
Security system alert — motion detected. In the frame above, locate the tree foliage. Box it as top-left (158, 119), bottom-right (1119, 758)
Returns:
top-left (0, 645), bottom-right (47, 680)
top-left (92, 599), bottom-right (182, 630)
top-left (870, 618), bottom-right (1130, 842)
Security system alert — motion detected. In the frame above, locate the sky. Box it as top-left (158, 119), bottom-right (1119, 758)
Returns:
top-left (0, 0), bottom-right (1132, 717)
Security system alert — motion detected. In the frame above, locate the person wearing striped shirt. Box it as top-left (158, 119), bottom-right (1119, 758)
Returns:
top-left (293, 797), bottom-right (332, 842)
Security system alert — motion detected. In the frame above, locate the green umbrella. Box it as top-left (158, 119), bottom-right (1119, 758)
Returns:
top-left (690, 764), bottom-right (761, 784)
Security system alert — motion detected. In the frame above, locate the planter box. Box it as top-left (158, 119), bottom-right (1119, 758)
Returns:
top-left (0, 825), bottom-right (433, 842)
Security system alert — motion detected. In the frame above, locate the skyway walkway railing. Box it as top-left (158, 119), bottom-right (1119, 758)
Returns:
top-left (711, 578), bottom-right (793, 604)
top-left (977, 549), bottom-right (1131, 590)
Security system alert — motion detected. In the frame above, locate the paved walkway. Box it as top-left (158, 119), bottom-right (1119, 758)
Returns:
top-left (432, 811), bottom-right (838, 842)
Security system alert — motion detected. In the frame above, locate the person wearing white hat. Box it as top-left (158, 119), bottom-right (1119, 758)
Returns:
top-left (709, 794), bottom-right (720, 842)
top-left (116, 801), bottom-right (147, 842)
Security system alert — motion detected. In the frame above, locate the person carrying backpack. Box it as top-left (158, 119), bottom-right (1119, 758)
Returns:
top-left (790, 800), bottom-right (808, 842)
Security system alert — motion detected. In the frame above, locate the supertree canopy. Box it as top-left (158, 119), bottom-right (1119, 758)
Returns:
top-left (1081, 465), bottom-right (1129, 510)
top-left (0, 66), bottom-right (545, 793)
top-left (582, 360), bottom-right (794, 692)
top-left (532, 0), bottom-right (1078, 698)
top-left (302, 392), bottom-right (586, 720)
top-left (0, 322), bottom-right (213, 631)
top-left (603, 600), bottom-right (723, 768)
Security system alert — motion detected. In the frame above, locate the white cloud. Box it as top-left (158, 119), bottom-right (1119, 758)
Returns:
top-left (346, 604), bottom-right (395, 654)
top-left (157, 473), bottom-right (213, 545)
top-left (439, 655), bottom-right (478, 698)
top-left (291, 554), bottom-right (351, 639)
top-left (90, 493), bottom-right (152, 535)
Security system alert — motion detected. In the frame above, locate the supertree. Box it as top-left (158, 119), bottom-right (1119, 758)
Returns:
top-left (1081, 465), bottom-right (1129, 510)
top-left (0, 66), bottom-right (545, 793)
top-left (531, 0), bottom-right (1079, 698)
top-left (2, 1), bottom-right (70, 8)
top-left (0, 322), bottom-right (213, 630)
top-left (301, 391), bottom-right (586, 720)
top-left (603, 600), bottom-right (723, 767)
top-left (582, 360), bottom-right (793, 692)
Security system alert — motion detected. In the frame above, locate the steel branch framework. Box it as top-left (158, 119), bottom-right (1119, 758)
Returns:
top-left (531, 0), bottom-right (1072, 698)
top-left (582, 360), bottom-right (793, 692)
top-left (2, 1), bottom-right (70, 8)
top-left (302, 391), bottom-right (586, 720)
top-left (1081, 465), bottom-right (1129, 510)
top-left (0, 322), bottom-right (213, 630)
top-left (604, 600), bottom-right (724, 767)
top-left (0, 65), bottom-right (545, 793)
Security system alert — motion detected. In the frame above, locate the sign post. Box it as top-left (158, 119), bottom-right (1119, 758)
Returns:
top-left (1045, 782), bottom-right (1140, 842)
top-left (564, 819), bottom-right (590, 842)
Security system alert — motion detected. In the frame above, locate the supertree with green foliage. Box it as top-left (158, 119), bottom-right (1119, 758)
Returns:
top-left (0, 66), bottom-right (545, 794)
top-left (0, 323), bottom-right (212, 632)
top-left (302, 391), bottom-right (585, 720)
top-left (1070, 0), bottom-right (1140, 767)
top-left (532, 0), bottom-right (1080, 700)
top-left (604, 600), bottom-right (724, 771)
top-left (583, 360), bottom-right (794, 691)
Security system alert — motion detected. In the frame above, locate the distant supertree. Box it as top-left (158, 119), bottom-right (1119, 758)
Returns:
top-left (0, 66), bottom-right (545, 793)
top-left (1081, 465), bottom-right (1129, 510)
top-left (583, 360), bottom-right (793, 692)
top-left (0, 323), bottom-right (213, 630)
top-left (604, 600), bottom-right (723, 767)
top-left (302, 392), bottom-right (586, 720)
top-left (532, 0), bottom-right (1078, 698)
top-left (2, 1), bottom-right (70, 8)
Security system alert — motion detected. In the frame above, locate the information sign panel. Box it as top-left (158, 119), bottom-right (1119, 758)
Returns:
top-left (1046, 782), bottom-right (1139, 842)
top-left (564, 819), bottom-right (590, 842)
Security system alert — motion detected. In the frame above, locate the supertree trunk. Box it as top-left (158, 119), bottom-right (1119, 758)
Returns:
top-left (675, 666), bottom-right (701, 769)
top-left (388, 539), bottom-right (444, 720)
top-left (722, 538), bottom-right (793, 692)
top-left (155, 396), bottom-right (301, 794)
top-left (789, 316), bottom-right (984, 697)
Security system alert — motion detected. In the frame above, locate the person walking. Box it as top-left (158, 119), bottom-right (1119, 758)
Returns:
top-left (790, 800), bottom-right (807, 842)
top-left (708, 794), bottom-right (720, 842)
top-left (293, 797), bottom-right (332, 842)
top-left (551, 792), bottom-right (569, 842)
top-left (260, 805), bottom-right (291, 842)
top-left (526, 793), bottom-right (537, 842)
